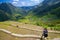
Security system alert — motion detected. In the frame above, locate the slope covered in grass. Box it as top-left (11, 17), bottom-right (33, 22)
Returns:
top-left (0, 21), bottom-right (60, 40)
top-left (0, 31), bottom-right (39, 40)
top-left (0, 21), bottom-right (42, 35)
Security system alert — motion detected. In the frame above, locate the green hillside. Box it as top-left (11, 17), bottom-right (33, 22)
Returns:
top-left (0, 0), bottom-right (60, 31)
top-left (0, 21), bottom-right (60, 40)
top-left (0, 3), bottom-right (25, 21)
top-left (19, 1), bottom-right (60, 30)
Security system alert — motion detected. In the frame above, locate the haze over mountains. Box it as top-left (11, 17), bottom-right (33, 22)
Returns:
top-left (20, 6), bottom-right (35, 12)
top-left (0, 0), bottom-right (60, 30)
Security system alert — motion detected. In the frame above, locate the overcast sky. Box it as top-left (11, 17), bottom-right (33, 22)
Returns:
top-left (0, 0), bottom-right (44, 7)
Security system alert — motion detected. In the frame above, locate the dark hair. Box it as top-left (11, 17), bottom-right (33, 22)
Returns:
top-left (44, 28), bottom-right (47, 30)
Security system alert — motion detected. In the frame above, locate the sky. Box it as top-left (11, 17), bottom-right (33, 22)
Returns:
top-left (0, 0), bottom-right (44, 7)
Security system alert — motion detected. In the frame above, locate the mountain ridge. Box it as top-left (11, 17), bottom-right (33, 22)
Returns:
top-left (19, 0), bottom-right (60, 30)
top-left (0, 3), bottom-right (24, 21)
top-left (0, 0), bottom-right (60, 30)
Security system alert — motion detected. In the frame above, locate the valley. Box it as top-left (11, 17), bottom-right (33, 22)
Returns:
top-left (0, 0), bottom-right (60, 40)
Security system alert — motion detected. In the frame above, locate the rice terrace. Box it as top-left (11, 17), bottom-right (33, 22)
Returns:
top-left (0, 21), bottom-right (60, 40)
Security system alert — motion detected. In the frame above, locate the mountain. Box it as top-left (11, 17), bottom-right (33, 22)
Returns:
top-left (20, 0), bottom-right (60, 29)
top-left (42, 0), bottom-right (60, 5)
top-left (27, 0), bottom-right (60, 18)
top-left (0, 3), bottom-right (25, 21)
top-left (0, 0), bottom-right (60, 30)
top-left (20, 6), bottom-right (34, 12)
top-left (29, 0), bottom-right (60, 17)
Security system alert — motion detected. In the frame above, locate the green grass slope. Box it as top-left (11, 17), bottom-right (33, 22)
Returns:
top-left (0, 21), bottom-right (60, 40)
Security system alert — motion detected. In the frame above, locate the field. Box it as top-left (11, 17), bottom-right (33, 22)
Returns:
top-left (0, 21), bottom-right (60, 40)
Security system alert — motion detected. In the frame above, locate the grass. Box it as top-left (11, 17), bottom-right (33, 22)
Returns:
top-left (0, 21), bottom-right (60, 40)
top-left (0, 31), bottom-right (38, 40)
top-left (0, 21), bottom-right (42, 35)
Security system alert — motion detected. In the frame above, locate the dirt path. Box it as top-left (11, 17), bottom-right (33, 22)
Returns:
top-left (53, 38), bottom-right (60, 40)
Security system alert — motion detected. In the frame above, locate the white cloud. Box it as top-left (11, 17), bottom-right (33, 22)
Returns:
top-left (12, 0), bottom-right (43, 7)
top-left (21, 2), bottom-right (30, 6)
top-left (13, 0), bottom-right (19, 2)
top-left (30, 0), bottom-right (41, 3)
top-left (31, 0), bottom-right (39, 2)
top-left (12, 1), bottom-right (17, 4)
top-left (12, 0), bottom-right (19, 5)
top-left (21, 2), bottom-right (26, 6)
top-left (31, 0), bottom-right (38, 1)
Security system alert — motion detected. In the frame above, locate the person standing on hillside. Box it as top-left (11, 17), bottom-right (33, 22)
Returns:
top-left (41, 28), bottom-right (48, 40)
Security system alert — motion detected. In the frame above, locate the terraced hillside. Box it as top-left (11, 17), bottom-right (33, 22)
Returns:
top-left (0, 31), bottom-right (39, 40)
top-left (0, 21), bottom-right (60, 40)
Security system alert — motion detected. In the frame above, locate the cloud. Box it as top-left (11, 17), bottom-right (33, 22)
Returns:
top-left (13, 0), bottom-right (19, 2)
top-left (31, 0), bottom-right (40, 3)
top-left (20, 2), bottom-right (32, 6)
top-left (12, 0), bottom-right (44, 7)
top-left (21, 2), bottom-right (26, 6)
top-left (12, 0), bottom-right (19, 5)
top-left (12, 1), bottom-right (17, 4)
top-left (30, 0), bottom-right (44, 4)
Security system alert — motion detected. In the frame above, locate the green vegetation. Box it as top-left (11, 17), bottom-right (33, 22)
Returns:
top-left (0, 0), bottom-right (60, 31)
top-left (0, 3), bottom-right (25, 21)
top-left (18, 2), bottom-right (60, 31)
top-left (0, 0), bottom-right (60, 40)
